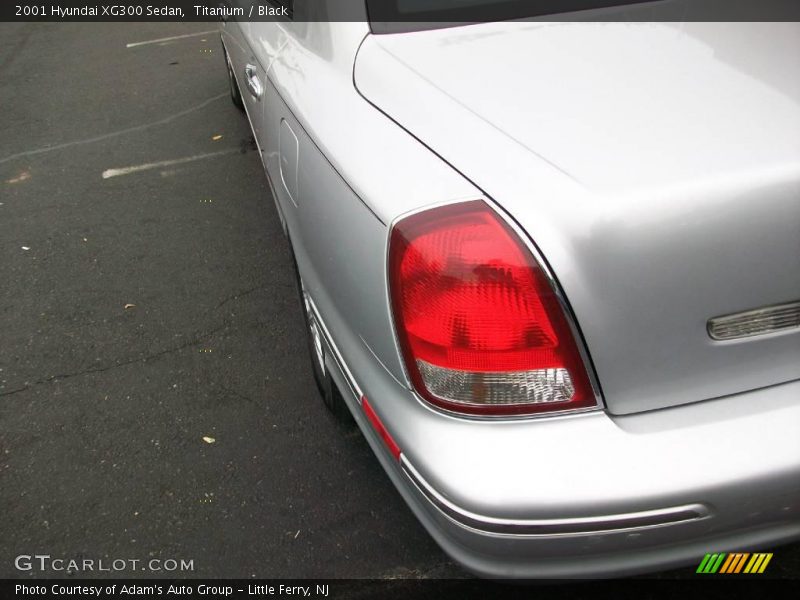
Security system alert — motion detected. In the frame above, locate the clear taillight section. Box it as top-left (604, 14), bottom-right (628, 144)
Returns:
top-left (388, 200), bottom-right (596, 416)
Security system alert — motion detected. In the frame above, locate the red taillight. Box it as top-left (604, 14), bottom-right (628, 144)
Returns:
top-left (388, 200), bottom-right (596, 416)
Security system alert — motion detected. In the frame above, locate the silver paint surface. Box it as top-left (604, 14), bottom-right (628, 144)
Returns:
top-left (221, 11), bottom-right (800, 577)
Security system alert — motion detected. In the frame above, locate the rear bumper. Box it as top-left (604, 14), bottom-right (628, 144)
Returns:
top-left (397, 435), bottom-right (800, 579)
top-left (400, 383), bottom-right (799, 578)
top-left (316, 295), bottom-right (800, 577)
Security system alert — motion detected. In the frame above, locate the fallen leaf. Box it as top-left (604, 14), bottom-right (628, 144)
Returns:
top-left (6, 171), bottom-right (31, 184)
top-left (202, 436), bottom-right (216, 444)
top-left (124, 303), bottom-right (136, 309)
top-left (211, 135), bottom-right (223, 141)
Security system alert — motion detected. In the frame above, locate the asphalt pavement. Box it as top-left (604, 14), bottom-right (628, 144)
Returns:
top-left (0, 21), bottom-right (458, 580)
top-left (0, 21), bottom-right (797, 582)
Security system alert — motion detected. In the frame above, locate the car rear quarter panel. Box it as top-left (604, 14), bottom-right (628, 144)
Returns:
top-left (245, 21), bottom-right (483, 394)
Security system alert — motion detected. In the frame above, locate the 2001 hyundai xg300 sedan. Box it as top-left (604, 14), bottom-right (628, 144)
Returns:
top-left (220, 0), bottom-right (800, 578)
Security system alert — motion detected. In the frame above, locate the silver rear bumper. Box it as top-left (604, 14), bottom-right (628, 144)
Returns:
top-left (313, 294), bottom-right (800, 577)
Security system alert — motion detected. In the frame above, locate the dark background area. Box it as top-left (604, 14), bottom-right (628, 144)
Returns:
top-left (0, 22), bottom-right (797, 581)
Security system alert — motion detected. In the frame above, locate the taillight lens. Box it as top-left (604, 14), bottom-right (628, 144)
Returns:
top-left (388, 200), bottom-right (596, 416)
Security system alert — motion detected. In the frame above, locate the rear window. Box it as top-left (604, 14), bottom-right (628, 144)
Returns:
top-left (367, 0), bottom-right (658, 33)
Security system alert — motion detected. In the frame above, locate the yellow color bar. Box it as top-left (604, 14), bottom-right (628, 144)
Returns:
top-left (744, 554), bottom-right (761, 573)
top-left (743, 553), bottom-right (773, 574)
top-left (758, 554), bottom-right (773, 573)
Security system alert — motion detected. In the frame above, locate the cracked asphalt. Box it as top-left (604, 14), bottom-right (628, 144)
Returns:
top-left (0, 21), bottom-right (797, 584)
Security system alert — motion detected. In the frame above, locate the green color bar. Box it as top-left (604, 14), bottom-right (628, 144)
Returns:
top-left (710, 553), bottom-right (727, 573)
top-left (696, 554), bottom-right (713, 573)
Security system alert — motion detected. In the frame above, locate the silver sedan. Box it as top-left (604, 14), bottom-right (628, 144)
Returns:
top-left (220, 1), bottom-right (800, 578)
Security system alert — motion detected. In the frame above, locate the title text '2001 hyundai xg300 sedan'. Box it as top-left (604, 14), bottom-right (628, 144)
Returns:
top-left (220, 0), bottom-right (800, 578)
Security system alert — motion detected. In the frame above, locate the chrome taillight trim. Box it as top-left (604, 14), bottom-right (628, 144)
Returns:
top-left (708, 300), bottom-right (800, 341)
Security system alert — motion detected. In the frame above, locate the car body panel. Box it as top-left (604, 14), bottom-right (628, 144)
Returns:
top-left (230, 18), bottom-right (484, 392)
top-left (354, 21), bottom-right (800, 414)
top-left (221, 15), bottom-right (800, 578)
top-left (356, 337), bottom-right (800, 578)
top-left (310, 261), bottom-right (800, 577)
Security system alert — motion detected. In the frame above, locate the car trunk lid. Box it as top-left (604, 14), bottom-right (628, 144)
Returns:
top-left (355, 21), bottom-right (800, 414)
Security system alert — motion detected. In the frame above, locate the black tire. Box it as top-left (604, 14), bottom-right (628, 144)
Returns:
top-left (289, 252), bottom-right (352, 423)
top-left (222, 43), bottom-right (245, 111)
